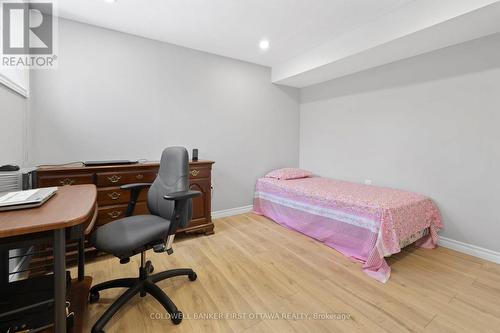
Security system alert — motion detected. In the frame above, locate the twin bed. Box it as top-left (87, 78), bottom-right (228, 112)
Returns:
top-left (253, 172), bottom-right (442, 282)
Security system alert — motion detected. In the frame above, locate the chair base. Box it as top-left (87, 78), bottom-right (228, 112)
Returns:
top-left (89, 259), bottom-right (196, 333)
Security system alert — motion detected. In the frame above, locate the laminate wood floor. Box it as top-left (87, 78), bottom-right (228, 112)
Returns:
top-left (75, 213), bottom-right (500, 333)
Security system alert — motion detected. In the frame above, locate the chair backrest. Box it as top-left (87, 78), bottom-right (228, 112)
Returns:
top-left (147, 147), bottom-right (192, 227)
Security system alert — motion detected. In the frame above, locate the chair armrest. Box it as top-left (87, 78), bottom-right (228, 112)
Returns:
top-left (120, 183), bottom-right (152, 191)
top-left (163, 190), bottom-right (200, 201)
top-left (163, 190), bottom-right (201, 238)
top-left (121, 183), bottom-right (152, 217)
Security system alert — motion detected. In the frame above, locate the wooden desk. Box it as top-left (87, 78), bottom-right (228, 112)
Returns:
top-left (0, 185), bottom-right (97, 333)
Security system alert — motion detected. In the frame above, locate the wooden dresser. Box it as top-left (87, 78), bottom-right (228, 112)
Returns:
top-left (32, 161), bottom-right (214, 270)
top-left (34, 161), bottom-right (214, 234)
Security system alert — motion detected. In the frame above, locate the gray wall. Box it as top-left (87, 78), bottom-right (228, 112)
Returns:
top-left (0, 84), bottom-right (27, 166)
top-left (300, 33), bottom-right (500, 252)
top-left (29, 19), bottom-right (300, 211)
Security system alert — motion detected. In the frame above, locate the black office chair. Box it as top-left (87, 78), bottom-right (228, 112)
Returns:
top-left (88, 147), bottom-right (200, 333)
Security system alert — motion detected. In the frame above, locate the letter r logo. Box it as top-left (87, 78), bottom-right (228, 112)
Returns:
top-left (2, 2), bottom-right (53, 55)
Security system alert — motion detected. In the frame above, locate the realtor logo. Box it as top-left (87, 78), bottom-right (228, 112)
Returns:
top-left (2, 2), bottom-right (53, 54)
top-left (1, 1), bottom-right (57, 68)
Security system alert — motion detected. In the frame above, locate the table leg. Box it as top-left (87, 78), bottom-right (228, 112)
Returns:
top-left (77, 228), bottom-right (85, 281)
top-left (0, 249), bottom-right (9, 288)
top-left (54, 229), bottom-right (66, 333)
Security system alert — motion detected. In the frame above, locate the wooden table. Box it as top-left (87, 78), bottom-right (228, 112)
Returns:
top-left (0, 185), bottom-right (97, 333)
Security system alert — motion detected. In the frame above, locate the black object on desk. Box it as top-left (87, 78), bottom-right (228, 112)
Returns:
top-left (84, 160), bottom-right (138, 166)
top-left (0, 165), bottom-right (20, 172)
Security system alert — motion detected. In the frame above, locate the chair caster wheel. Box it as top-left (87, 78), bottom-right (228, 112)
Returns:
top-left (188, 272), bottom-right (197, 281)
top-left (89, 290), bottom-right (100, 304)
top-left (145, 260), bottom-right (154, 274)
top-left (171, 310), bottom-right (183, 325)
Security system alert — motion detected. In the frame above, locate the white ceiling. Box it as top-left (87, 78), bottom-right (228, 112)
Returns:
top-left (56, 0), bottom-right (500, 87)
top-left (56, 0), bottom-right (413, 67)
top-left (273, 0), bottom-right (500, 87)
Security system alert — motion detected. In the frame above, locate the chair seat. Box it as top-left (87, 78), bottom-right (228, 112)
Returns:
top-left (91, 215), bottom-right (171, 258)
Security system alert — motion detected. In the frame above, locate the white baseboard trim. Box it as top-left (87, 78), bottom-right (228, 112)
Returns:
top-left (212, 205), bottom-right (253, 219)
top-left (439, 237), bottom-right (500, 264)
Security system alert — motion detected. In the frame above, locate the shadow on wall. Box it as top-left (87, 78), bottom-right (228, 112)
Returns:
top-left (301, 32), bottom-right (500, 103)
top-left (276, 83), bottom-right (301, 101)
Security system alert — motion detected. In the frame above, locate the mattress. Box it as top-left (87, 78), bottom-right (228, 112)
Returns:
top-left (253, 177), bottom-right (443, 282)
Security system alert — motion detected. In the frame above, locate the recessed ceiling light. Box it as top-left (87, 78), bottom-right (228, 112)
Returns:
top-left (104, 0), bottom-right (117, 3)
top-left (259, 40), bottom-right (270, 50)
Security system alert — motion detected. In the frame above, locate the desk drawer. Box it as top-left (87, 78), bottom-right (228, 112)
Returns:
top-left (97, 202), bottom-right (149, 226)
top-left (189, 167), bottom-right (210, 179)
top-left (96, 170), bottom-right (156, 187)
top-left (37, 173), bottom-right (94, 187)
top-left (97, 187), bottom-right (149, 206)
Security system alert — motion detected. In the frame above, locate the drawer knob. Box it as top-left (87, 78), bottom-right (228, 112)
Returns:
top-left (136, 174), bottom-right (144, 180)
top-left (107, 192), bottom-right (121, 200)
top-left (107, 210), bottom-right (122, 219)
top-left (107, 175), bottom-right (122, 183)
top-left (59, 178), bottom-right (75, 186)
top-left (190, 169), bottom-right (200, 177)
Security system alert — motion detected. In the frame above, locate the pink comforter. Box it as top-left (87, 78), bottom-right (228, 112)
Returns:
top-left (253, 177), bottom-right (442, 282)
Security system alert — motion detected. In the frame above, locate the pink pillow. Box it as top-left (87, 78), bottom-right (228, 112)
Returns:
top-left (265, 168), bottom-right (313, 180)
